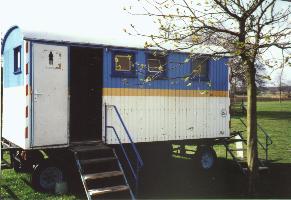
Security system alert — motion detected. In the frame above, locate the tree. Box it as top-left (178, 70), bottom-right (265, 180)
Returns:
top-left (126, 0), bottom-right (291, 193)
top-left (229, 58), bottom-right (267, 96)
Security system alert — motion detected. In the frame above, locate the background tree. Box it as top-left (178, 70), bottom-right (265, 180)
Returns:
top-left (126, 0), bottom-right (291, 193)
top-left (229, 58), bottom-right (267, 97)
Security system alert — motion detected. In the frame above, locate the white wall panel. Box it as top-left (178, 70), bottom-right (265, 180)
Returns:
top-left (2, 86), bottom-right (26, 149)
top-left (103, 96), bottom-right (230, 144)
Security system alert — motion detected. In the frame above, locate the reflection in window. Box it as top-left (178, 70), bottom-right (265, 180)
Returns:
top-left (191, 58), bottom-right (209, 79)
top-left (114, 54), bottom-right (133, 71)
top-left (147, 53), bottom-right (167, 78)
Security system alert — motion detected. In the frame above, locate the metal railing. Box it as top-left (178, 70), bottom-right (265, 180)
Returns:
top-left (238, 115), bottom-right (273, 161)
top-left (105, 104), bottom-right (144, 195)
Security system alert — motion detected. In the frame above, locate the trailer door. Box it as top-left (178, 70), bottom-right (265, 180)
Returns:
top-left (32, 43), bottom-right (69, 147)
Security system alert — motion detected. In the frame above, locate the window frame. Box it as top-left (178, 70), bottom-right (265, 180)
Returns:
top-left (111, 51), bottom-right (137, 78)
top-left (190, 57), bottom-right (209, 81)
top-left (146, 53), bottom-right (167, 79)
top-left (13, 46), bottom-right (22, 74)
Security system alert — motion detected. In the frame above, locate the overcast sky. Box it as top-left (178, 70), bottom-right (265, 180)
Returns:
top-left (0, 0), bottom-right (290, 85)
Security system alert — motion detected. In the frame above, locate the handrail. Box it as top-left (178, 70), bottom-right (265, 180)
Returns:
top-left (257, 123), bottom-right (273, 145)
top-left (107, 105), bottom-right (144, 166)
top-left (238, 117), bottom-right (272, 161)
top-left (238, 119), bottom-right (265, 149)
top-left (105, 104), bottom-right (144, 194)
top-left (240, 103), bottom-right (273, 145)
top-left (107, 125), bottom-right (138, 180)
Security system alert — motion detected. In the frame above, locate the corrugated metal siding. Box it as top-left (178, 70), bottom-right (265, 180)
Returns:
top-left (104, 96), bottom-right (229, 144)
top-left (102, 48), bottom-right (230, 144)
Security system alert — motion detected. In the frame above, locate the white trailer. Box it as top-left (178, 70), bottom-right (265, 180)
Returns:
top-left (1, 26), bottom-right (231, 199)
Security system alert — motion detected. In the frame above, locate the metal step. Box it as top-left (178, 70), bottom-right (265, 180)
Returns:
top-left (242, 166), bottom-right (269, 173)
top-left (70, 140), bottom-right (102, 146)
top-left (259, 166), bottom-right (269, 171)
top-left (70, 144), bottom-right (111, 153)
top-left (88, 185), bottom-right (129, 197)
top-left (80, 157), bottom-right (116, 165)
top-left (84, 171), bottom-right (123, 181)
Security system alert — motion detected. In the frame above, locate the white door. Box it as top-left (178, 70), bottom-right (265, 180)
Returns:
top-left (32, 43), bottom-right (69, 147)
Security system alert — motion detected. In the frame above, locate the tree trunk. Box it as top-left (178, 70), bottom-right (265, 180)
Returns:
top-left (246, 63), bottom-right (259, 194)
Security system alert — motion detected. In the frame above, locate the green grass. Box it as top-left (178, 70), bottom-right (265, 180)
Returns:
top-left (0, 154), bottom-right (78, 200)
top-left (1, 101), bottom-right (291, 199)
top-left (230, 100), bottom-right (291, 163)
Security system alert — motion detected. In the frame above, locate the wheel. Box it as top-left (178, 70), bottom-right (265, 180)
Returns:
top-left (195, 146), bottom-right (217, 170)
top-left (31, 160), bottom-right (65, 192)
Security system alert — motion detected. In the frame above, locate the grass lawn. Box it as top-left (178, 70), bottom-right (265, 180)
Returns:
top-left (1, 101), bottom-right (291, 199)
top-left (230, 100), bottom-right (291, 163)
top-left (0, 153), bottom-right (78, 200)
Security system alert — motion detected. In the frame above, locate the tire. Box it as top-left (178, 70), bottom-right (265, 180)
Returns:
top-left (31, 160), bottom-right (65, 192)
top-left (195, 146), bottom-right (217, 170)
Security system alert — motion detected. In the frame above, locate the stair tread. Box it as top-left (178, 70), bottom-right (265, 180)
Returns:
top-left (242, 166), bottom-right (269, 170)
top-left (80, 157), bottom-right (116, 165)
top-left (259, 166), bottom-right (269, 170)
top-left (84, 171), bottom-right (123, 180)
top-left (88, 185), bottom-right (129, 196)
top-left (70, 144), bottom-right (110, 152)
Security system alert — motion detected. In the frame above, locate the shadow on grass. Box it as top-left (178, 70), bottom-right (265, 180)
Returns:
top-left (256, 111), bottom-right (291, 120)
top-left (231, 110), bottom-right (291, 121)
top-left (138, 156), bottom-right (291, 199)
top-left (1, 185), bottom-right (20, 200)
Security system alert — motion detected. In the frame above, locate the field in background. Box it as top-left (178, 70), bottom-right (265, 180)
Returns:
top-left (229, 100), bottom-right (291, 163)
top-left (1, 101), bottom-right (291, 199)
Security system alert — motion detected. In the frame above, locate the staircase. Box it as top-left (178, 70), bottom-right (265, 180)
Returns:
top-left (70, 143), bottom-right (134, 200)
top-left (223, 131), bottom-right (269, 174)
top-left (70, 104), bottom-right (144, 200)
top-left (225, 102), bottom-right (273, 174)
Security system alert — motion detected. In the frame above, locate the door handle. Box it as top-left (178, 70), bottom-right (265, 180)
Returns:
top-left (34, 90), bottom-right (43, 95)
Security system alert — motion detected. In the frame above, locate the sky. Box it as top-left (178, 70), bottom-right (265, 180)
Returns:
top-left (0, 0), bottom-right (290, 86)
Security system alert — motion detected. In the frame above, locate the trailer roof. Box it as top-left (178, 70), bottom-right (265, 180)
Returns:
top-left (2, 25), bottom-right (226, 55)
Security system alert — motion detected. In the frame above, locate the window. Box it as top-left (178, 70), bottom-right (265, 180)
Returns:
top-left (115, 54), bottom-right (132, 71)
top-left (146, 53), bottom-right (167, 78)
top-left (112, 52), bottom-right (136, 77)
top-left (191, 57), bottom-right (209, 80)
top-left (14, 46), bottom-right (21, 74)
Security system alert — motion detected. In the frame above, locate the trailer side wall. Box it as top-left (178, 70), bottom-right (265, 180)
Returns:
top-left (102, 48), bottom-right (230, 144)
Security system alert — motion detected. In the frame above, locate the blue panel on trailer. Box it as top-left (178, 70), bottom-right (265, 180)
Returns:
top-left (103, 49), bottom-right (228, 91)
top-left (2, 27), bottom-right (24, 88)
